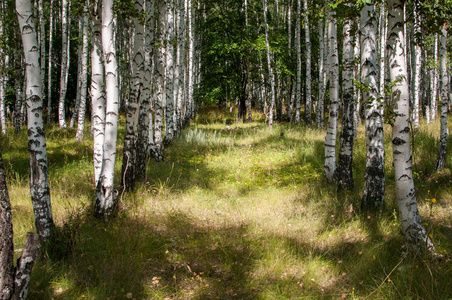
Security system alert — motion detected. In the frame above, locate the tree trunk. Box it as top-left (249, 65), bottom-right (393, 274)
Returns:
top-left (70, 18), bottom-right (84, 129)
top-left (47, 0), bottom-right (54, 124)
top-left (430, 34), bottom-right (438, 122)
top-left (75, 4), bottom-right (89, 142)
top-left (58, 0), bottom-right (70, 128)
top-left (184, 0), bottom-right (194, 127)
top-left (38, 0), bottom-right (45, 114)
top-left (121, 0), bottom-right (145, 189)
top-left (136, 0), bottom-right (155, 178)
top-left (361, 2), bottom-right (385, 211)
top-left (164, 0), bottom-right (175, 144)
top-left (316, 18), bottom-right (325, 129)
top-left (17, 0), bottom-right (55, 241)
top-left (94, 0), bottom-right (120, 219)
top-left (295, 0), bottom-right (301, 124)
top-left (387, 0), bottom-right (434, 255)
top-left (303, 0), bottom-right (311, 126)
top-left (411, 4), bottom-right (421, 131)
top-left (174, 0), bottom-right (185, 135)
top-left (262, 0), bottom-right (276, 129)
top-left (337, 16), bottom-right (354, 191)
top-left (354, 17), bottom-right (362, 138)
top-left (435, 26), bottom-right (448, 171)
top-left (324, 10), bottom-right (339, 182)
top-left (14, 72), bottom-right (24, 135)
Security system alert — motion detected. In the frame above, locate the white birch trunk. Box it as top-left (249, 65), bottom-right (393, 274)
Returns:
top-left (0, 18), bottom-right (6, 135)
top-left (75, 4), bottom-right (89, 142)
top-left (91, 0), bottom-right (105, 185)
top-left (58, 0), bottom-right (70, 128)
top-left (303, 0), bottom-right (311, 125)
top-left (387, 0), bottom-right (434, 255)
top-left (361, 3), bottom-right (385, 210)
top-left (379, 3), bottom-right (386, 114)
top-left (164, 0), bottom-right (175, 144)
top-left (152, 0), bottom-right (166, 161)
top-left (121, 0), bottom-right (145, 189)
top-left (17, 0), bottom-right (55, 240)
top-left (354, 17), bottom-right (362, 138)
top-left (184, 0), bottom-right (194, 126)
top-left (431, 35), bottom-right (438, 122)
top-left (337, 16), bottom-right (354, 190)
top-left (411, 5), bottom-right (421, 131)
top-left (94, 0), bottom-right (120, 219)
top-left (262, 0), bottom-right (276, 129)
top-left (316, 18), bottom-right (325, 129)
top-left (435, 26), bottom-right (448, 171)
top-left (324, 11), bottom-right (339, 182)
top-left (38, 0), bottom-right (45, 111)
top-left (70, 18), bottom-right (84, 128)
top-left (47, 0), bottom-right (54, 124)
top-left (136, 0), bottom-right (155, 176)
top-left (295, 0), bottom-right (301, 123)
top-left (174, 0), bottom-right (185, 136)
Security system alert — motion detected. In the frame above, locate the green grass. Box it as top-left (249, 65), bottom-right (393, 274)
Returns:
top-left (1, 107), bottom-right (452, 299)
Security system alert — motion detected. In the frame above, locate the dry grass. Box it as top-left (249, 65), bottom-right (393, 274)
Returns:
top-left (1, 107), bottom-right (451, 299)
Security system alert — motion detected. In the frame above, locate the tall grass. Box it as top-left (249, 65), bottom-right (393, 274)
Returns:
top-left (1, 107), bottom-right (451, 299)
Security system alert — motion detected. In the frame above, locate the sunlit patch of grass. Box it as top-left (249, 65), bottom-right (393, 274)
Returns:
top-left (0, 109), bottom-right (451, 299)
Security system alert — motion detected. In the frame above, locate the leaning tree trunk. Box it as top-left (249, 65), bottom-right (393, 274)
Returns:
top-left (121, 0), bottom-right (145, 190)
top-left (324, 10), bottom-right (339, 182)
top-left (75, 3), bottom-right (89, 142)
top-left (387, 0), bottom-right (434, 255)
top-left (361, 2), bottom-right (385, 211)
top-left (337, 16), bottom-right (355, 191)
top-left (262, 0), bottom-right (276, 129)
top-left (94, 0), bottom-right (120, 219)
top-left (58, 0), bottom-right (70, 128)
top-left (435, 26), bottom-right (448, 171)
top-left (90, 0), bottom-right (105, 185)
top-left (17, 0), bottom-right (55, 241)
top-left (303, 0), bottom-right (311, 126)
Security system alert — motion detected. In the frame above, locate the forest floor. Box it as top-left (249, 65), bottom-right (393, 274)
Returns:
top-left (2, 107), bottom-right (452, 299)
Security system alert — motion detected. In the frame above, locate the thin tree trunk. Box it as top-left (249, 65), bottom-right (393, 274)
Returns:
top-left (324, 10), bottom-right (339, 182)
top-left (14, 71), bottom-right (24, 135)
top-left (435, 26), bottom-right (448, 171)
top-left (184, 0), bottom-right (194, 127)
top-left (94, 0), bottom-right (120, 219)
top-left (337, 16), bottom-right (354, 191)
top-left (174, 0), bottom-right (185, 135)
top-left (38, 0), bottom-right (45, 113)
top-left (303, 0), bottom-right (311, 125)
top-left (430, 34), bottom-right (438, 122)
top-left (90, 0), bottom-right (104, 185)
top-left (316, 18), bottom-right (325, 129)
top-left (47, 0), bottom-right (54, 124)
top-left (262, 0), bottom-right (276, 129)
top-left (70, 18), bottom-right (83, 129)
top-left (354, 17), bottom-right (362, 138)
top-left (361, 2), bottom-right (385, 211)
top-left (164, 0), bottom-right (175, 144)
top-left (411, 5), bottom-right (421, 131)
top-left (295, 0), bottom-right (301, 124)
top-left (58, 0), bottom-right (70, 128)
top-left (387, 0), bottom-right (434, 255)
top-left (75, 3), bottom-right (89, 142)
top-left (17, 0), bottom-right (55, 241)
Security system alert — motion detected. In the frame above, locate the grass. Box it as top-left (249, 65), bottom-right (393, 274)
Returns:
top-left (1, 107), bottom-right (452, 299)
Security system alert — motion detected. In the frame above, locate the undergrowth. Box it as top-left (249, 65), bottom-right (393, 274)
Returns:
top-left (1, 107), bottom-right (451, 299)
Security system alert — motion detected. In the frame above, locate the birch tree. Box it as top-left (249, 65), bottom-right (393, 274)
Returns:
top-left (136, 0), bottom-right (155, 178)
top-left (58, 0), bottom-right (70, 128)
top-left (17, 0), bottom-right (55, 240)
top-left (262, 0), bottom-right (276, 129)
top-left (324, 9), bottom-right (339, 182)
top-left (361, 2), bottom-right (385, 211)
top-left (435, 25), bottom-right (448, 171)
top-left (121, 0), bottom-right (145, 189)
top-left (0, 13), bottom-right (6, 135)
top-left (337, 15), bottom-right (354, 191)
top-left (47, 0), bottom-right (54, 123)
top-left (303, 0), bottom-right (311, 126)
top-left (90, 0), bottom-right (104, 185)
top-left (295, 0), bottom-right (301, 123)
top-left (411, 4), bottom-right (421, 131)
top-left (75, 3), bottom-right (89, 142)
top-left (387, 0), bottom-right (434, 254)
top-left (164, 0), bottom-right (175, 144)
top-left (94, 0), bottom-right (120, 219)
top-left (175, 0), bottom-right (185, 134)
top-left (185, 0), bottom-right (194, 125)
top-left (316, 17), bottom-right (325, 129)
